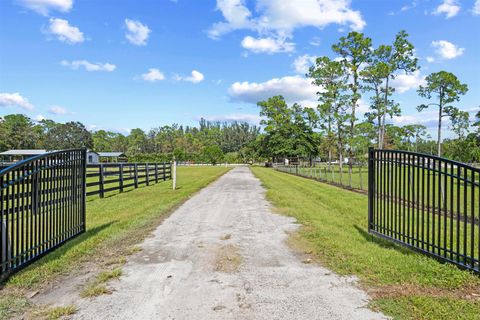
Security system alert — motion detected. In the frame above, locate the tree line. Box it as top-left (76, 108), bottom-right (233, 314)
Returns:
top-left (253, 30), bottom-right (480, 166)
top-left (0, 115), bottom-right (260, 164)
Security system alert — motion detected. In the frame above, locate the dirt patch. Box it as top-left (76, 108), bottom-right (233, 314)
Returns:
top-left (220, 234), bottom-right (232, 240)
top-left (285, 226), bottom-right (323, 265)
top-left (368, 283), bottom-right (480, 301)
top-left (213, 245), bottom-right (243, 273)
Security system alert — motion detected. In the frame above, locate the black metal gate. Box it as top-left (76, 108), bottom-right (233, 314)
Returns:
top-left (368, 148), bottom-right (479, 273)
top-left (0, 149), bottom-right (86, 278)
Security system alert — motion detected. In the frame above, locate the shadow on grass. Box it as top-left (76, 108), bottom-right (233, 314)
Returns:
top-left (1, 222), bottom-right (115, 286)
top-left (354, 224), bottom-right (415, 256)
top-left (86, 181), bottom-right (171, 202)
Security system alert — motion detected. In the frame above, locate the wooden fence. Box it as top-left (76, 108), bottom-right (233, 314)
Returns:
top-left (86, 162), bottom-right (172, 198)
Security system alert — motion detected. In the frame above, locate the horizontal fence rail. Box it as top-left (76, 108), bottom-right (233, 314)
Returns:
top-left (368, 148), bottom-right (480, 274)
top-left (0, 149), bottom-right (86, 278)
top-left (274, 163), bottom-right (367, 192)
top-left (86, 162), bottom-right (172, 198)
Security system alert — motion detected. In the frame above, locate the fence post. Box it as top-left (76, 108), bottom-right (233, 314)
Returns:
top-left (368, 147), bottom-right (375, 232)
top-left (134, 163), bottom-right (138, 189)
top-left (155, 163), bottom-right (159, 183)
top-left (359, 165), bottom-right (363, 190)
top-left (81, 149), bottom-right (87, 232)
top-left (119, 163), bottom-right (124, 193)
top-left (163, 163), bottom-right (166, 181)
top-left (296, 165), bottom-right (298, 175)
top-left (172, 159), bottom-right (177, 190)
top-left (99, 164), bottom-right (105, 198)
top-left (146, 163), bottom-right (150, 186)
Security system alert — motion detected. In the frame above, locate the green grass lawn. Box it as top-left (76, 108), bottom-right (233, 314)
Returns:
top-left (251, 167), bottom-right (480, 320)
top-left (0, 166), bottom-right (230, 319)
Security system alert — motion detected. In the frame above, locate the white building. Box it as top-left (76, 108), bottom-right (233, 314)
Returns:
top-left (0, 149), bottom-right (100, 164)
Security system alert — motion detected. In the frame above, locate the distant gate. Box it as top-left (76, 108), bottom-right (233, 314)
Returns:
top-left (0, 149), bottom-right (86, 278)
top-left (368, 148), bottom-right (479, 274)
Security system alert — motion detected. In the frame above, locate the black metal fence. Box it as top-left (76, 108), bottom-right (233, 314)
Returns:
top-left (368, 148), bottom-right (480, 273)
top-left (0, 149), bottom-right (86, 278)
top-left (86, 162), bottom-right (171, 198)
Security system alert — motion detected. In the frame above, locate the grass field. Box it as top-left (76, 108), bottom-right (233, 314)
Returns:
top-left (251, 167), bottom-right (480, 320)
top-left (0, 166), bottom-right (230, 319)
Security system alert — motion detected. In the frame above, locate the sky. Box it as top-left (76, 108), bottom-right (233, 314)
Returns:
top-left (0, 0), bottom-right (479, 137)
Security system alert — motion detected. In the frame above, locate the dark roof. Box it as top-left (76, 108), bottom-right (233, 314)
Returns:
top-left (0, 149), bottom-right (99, 156)
top-left (97, 152), bottom-right (126, 157)
top-left (0, 149), bottom-right (47, 155)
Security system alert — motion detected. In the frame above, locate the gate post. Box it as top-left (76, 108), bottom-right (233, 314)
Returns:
top-left (368, 147), bottom-right (375, 232)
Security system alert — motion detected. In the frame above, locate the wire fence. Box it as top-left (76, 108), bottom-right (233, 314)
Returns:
top-left (274, 163), bottom-right (368, 192)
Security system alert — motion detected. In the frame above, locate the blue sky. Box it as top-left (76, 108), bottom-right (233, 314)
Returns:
top-left (0, 0), bottom-right (479, 136)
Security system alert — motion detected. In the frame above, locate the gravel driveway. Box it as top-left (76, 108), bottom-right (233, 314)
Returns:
top-left (73, 167), bottom-right (386, 320)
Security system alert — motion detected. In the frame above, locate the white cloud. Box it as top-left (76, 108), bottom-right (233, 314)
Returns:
top-left (87, 124), bottom-right (131, 134)
top-left (0, 92), bottom-right (34, 110)
top-left (392, 112), bottom-right (438, 128)
top-left (46, 18), bottom-right (84, 44)
top-left (432, 40), bottom-right (465, 59)
top-left (124, 19), bottom-right (151, 46)
top-left (18, 0), bottom-right (73, 15)
top-left (174, 70), bottom-right (205, 83)
top-left (292, 54), bottom-right (317, 74)
top-left (474, 0), bottom-right (480, 15)
top-left (48, 105), bottom-right (68, 115)
top-left (198, 113), bottom-right (262, 124)
top-left (241, 36), bottom-right (294, 54)
top-left (141, 68), bottom-right (165, 82)
top-left (254, 0), bottom-right (365, 31)
top-left (60, 60), bottom-right (116, 72)
top-left (391, 70), bottom-right (426, 93)
top-left (426, 56), bottom-right (435, 63)
top-left (35, 114), bottom-right (46, 121)
top-left (209, 0), bottom-right (365, 54)
top-left (228, 75), bottom-right (317, 105)
top-left (208, 0), bottom-right (254, 39)
top-left (433, 0), bottom-right (460, 18)
top-left (309, 37), bottom-right (321, 47)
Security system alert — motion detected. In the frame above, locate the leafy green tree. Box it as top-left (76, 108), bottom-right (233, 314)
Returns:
top-left (332, 31), bottom-right (372, 173)
top-left (93, 130), bottom-right (113, 151)
top-left (371, 31), bottom-right (418, 148)
top-left (203, 144), bottom-right (223, 165)
top-left (473, 110), bottom-right (480, 134)
top-left (258, 96), bottom-right (318, 161)
top-left (352, 121), bottom-right (376, 160)
top-left (0, 114), bottom-right (39, 150)
top-left (361, 57), bottom-right (400, 147)
top-left (127, 128), bottom-right (148, 156)
top-left (449, 109), bottom-right (470, 139)
top-left (44, 121), bottom-right (93, 149)
top-left (308, 57), bottom-right (350, 169)
top-left (417, 71), bottom-right (468, 156)
top-left (402, 124), bottom-right (429, 152)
